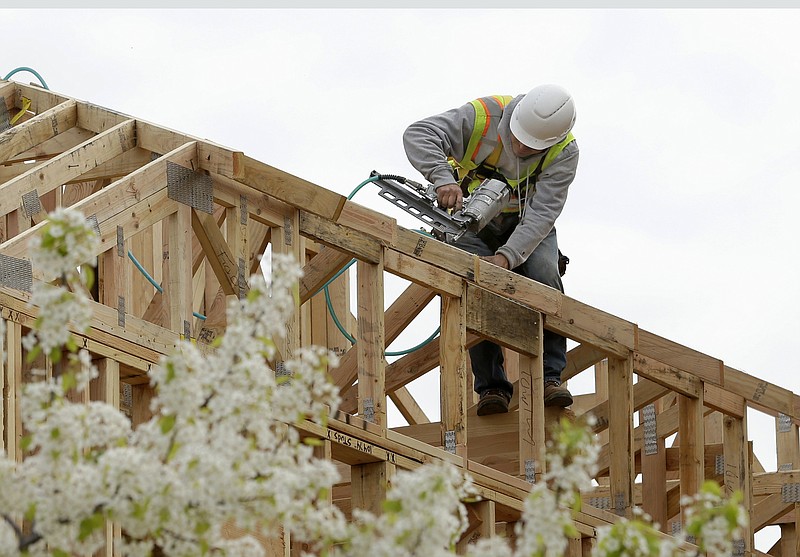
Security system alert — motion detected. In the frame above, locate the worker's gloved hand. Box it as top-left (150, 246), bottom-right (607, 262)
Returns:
top-left (435, 183), bottom-right (463, 211)
top-left (480, 254), bottom-right (510, 270)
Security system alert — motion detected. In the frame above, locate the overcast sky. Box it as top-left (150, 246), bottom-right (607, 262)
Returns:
top-left (5, 7), bottom-right (800, 546)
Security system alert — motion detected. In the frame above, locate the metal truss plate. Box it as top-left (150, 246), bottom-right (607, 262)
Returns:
top-left (782, 483), bottom-right (800, 503)
top-left (444, 430), bottom-right (456, 454)
top-left (715, 454), bottom-right (725, 476)
top-left (362, 398), bottom-right (375, 424)
top-left (0, 254), bottom-right (32, 292)
top-left (0, 103), bottom-right (10, 133)
top-left (117, 296), bottom-right (125, 327)
top-left (643, 403), bottom-right (658, 455)
top-left (778, 412), bottom-right (793, 433)
top-left (166, 161), bottom-right (213, 214)
top-left (525, 459), bottom-right (535, 484)
top-left (238, 258), bottom-right (246, 300)
top-left (588, 497), bottom-right (610, 510)
top-left (86, 214), bottom-right (101, 238)
top-left (22, 190), bottom-right (42, 218)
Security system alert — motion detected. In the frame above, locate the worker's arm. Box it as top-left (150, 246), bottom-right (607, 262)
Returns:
top-left (403, 103), bottom-right (476, 209)
top-left (496, 142), bottom-right (579, 269)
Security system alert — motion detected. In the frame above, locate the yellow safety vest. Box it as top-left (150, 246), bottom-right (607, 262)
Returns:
top-left (450, 95), bottom-right (576, 194)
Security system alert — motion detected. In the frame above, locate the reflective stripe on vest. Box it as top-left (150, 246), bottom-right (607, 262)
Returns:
top-left (457, 95), bottom-right (513, 171)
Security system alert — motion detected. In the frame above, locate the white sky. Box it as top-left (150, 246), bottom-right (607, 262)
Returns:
top-left (5, 6), bottom-right (800, 548)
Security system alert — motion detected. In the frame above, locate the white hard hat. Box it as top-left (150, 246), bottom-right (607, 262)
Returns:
top-left (509, 84), bottom-right (576, 150)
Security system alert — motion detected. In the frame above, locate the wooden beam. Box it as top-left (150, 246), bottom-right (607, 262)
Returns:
top-left (299, 211), bottom-right (382, 264)
top-left (465, 283), bottom-right (541, 357)
top-left (384, 247), bottom-right (462, 298)
top-left (607, 355), bottom-right (635, 517)
top-left (725, 365), bottom-right (796, 418)
top-left (632, 352), bottom-right (702, 399)
top-left (440, 288), bottom-right (467, 459)
top-left (191, 208), bottom-right (240, 297)
top-left (357, 257), bottom-right (386, 426)
top-left (678, 392), bottom-right (705, 520)
top-left (637, 328), bottom-right (723, 386)
top-left (562, 343), bottom-right (608, 382)
top-left (240, 156), bottom-right (346, 221)
top-left (389, 387), bottom-right (430, 425)
top-left (0, 99), bottom-right (77, 164)
top-left (0, 118), bottom-right (137, 219)
top-left (724, 414), bottom-right (753, 553)
top-left (298, 246), bottom-right (352, 303)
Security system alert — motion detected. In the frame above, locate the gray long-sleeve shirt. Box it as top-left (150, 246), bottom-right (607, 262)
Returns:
top-left (403, 95), bottom-right (579, 269)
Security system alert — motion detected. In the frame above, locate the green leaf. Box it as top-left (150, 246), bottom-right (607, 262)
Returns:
top-left (20, 435), bottom-right (33, 452)
top-left (52, 549), bottom-right (70, 557)
top-left (50, 427), bottom-right (60, 439)
top-left (195, 520), bottom-right (211, 535)
top-left (303, 437), bottom-right (323, 446)
top-left (78, 512), bottom-right (105, 541)
top-left (382, 499), bottom-right (402, 514)
top-left (159, 414), bottom-right (176, 434)
top-left (25, 344), bottom-right (42, 364)
top-left (24, 502), bottom-right (36, 522)
top-left (61, 372), bottom-right (77, 393)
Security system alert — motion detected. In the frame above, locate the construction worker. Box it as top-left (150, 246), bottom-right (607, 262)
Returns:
top-left (403, 84), bottom-right (578, 416)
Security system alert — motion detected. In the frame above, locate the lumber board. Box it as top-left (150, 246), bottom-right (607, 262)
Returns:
top-left (299, 211), bottom-right (382, 264)
top-left (562, 343), bottom-right (607, 382)
top-left (299, 245), bottom-right (353, 303)
top-left (440, 287), bottom-right (468, 456)
top-left (191, 209), bottom-right (240, 297)
top-left (356, 258), bottom-right (386, 426)
top-left (392, 227), bottom-right (563, 317)
top-left (0, 119), bottom-right (137, 219)
top-left (724, 365), bottom-right (795, 418)
top-left (7, 126), bottom-right (93, 165)
top-left (384, 247), bottom-right (462, 297)
top-left (703, 382), bottom-right (746, 419)
top-left (13, 83), bottom-right (68, 115)
top-left (337, 199), bottom-right (396, 246)
top-left (632, 352), bottom-right (702, 399)
top-left (389, 387), bottom-right (430, 425)
top-left (607, 355), bottom-right (635, 516)
top-left (211, 170), bottom-right (294, 228)
top-left (239, 155), bottom-right (345, 220)
top-left (0, 99), bottom-right (77, 164)
top-left (465, 283), bottom-right (540, 357)
top-left (352, 461), bottom-right (395, 515)
top-left (678, 393), bottom-right (704, 509)
top-left (637, 328), bottom-right (723, 386)
top-left (0, 82), bottom-right (15, 113)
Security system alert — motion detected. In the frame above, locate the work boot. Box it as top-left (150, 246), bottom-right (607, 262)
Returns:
top-left (544, 381), bottom-right (573, 408)
top-left (476, 389), bottom-right (511, 416)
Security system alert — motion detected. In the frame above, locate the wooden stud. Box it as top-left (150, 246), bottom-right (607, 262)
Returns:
top-left (351, 461), bottom-right (395, 515)
top-left (641, 398), bottom-right (668, 531)
top-left (456, 500), bottom-right (496, 553)
top-left (440, 289), bottom-right (467, 459)
top-left (356, 257), bottom-right (386, 426)
top-left (170, 204), bottom-right (193, 336)
top-left (607, 355), bottom-right (635, 517)
top-left (518, 313), bottom-right (544, 483)
top-left (678, 391), bottom-right (705, 524)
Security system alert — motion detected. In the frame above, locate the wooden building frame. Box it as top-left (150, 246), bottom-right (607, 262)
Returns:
top-left (1, 79), bottom-right (798, 556)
